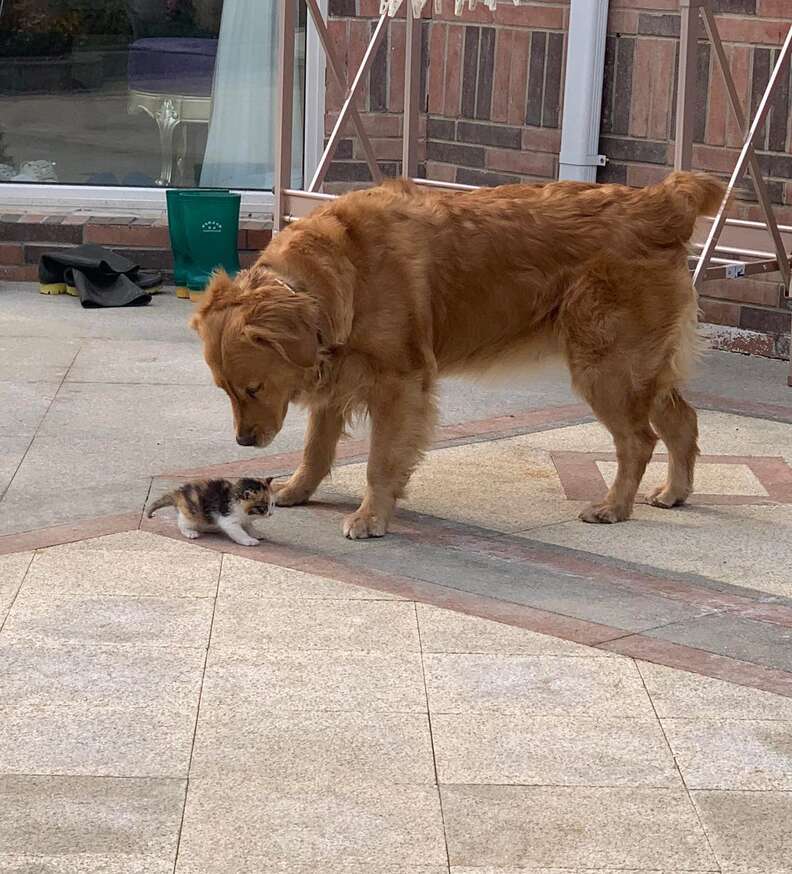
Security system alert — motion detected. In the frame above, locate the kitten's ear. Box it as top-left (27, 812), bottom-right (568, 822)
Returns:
top-left (265, 477), bottom-right (274, 487)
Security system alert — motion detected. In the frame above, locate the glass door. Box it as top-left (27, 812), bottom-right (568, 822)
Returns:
top-left (0, 0), bottom-right (306, 191)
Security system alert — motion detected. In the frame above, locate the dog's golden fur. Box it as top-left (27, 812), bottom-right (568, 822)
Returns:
top-left (191, 171), bottom-right (725, 538)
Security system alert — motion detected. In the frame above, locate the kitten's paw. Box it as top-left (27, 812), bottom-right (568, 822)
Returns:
top-left (181, 528), bottom-right (200, 539)
top-left (235, 535), bottom-right (260, 547)
top-left (342, 510), bottom-right (387, 540)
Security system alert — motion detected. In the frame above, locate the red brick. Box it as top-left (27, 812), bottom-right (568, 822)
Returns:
top-left (246, 228), bottom-right (272, 250)
top-left (443, 24), bottom-right (463, 118)
top-left (326, 19), bottom-right (348, 113)
top-left (493, 4), bottom-right (565, 29)
top-left (425, 160), bottom-right (458, 183)
top-left (508, 30), bottom-right (531, 127)
top-left (692, 144), bottom-right (740, 174)
top-left (626, 163), bottom-right (668, 187)
top-left (706, 44), bottom-right (729, 147)
top-left (354, 136), bottom-right (406, 161)
top-left (485, 147), bottom-right (555, 178)
top-left (348, 20), bottom-right (372, 105)
top-left (629, 38), bottom-right (652, 138)
top-left (725, 45), bottom-right (751, 149)
top-left (389, 20), bottom-right (405, 113)
top-left (758, 0), bottom-right (792, 15)
top-left (240, 250), bottom-right (259, 268)
top-left (326, 112), bottom-right (402, 138)
top-left (84, 224), bottom-right (170, 248)
top-left (60, 214), bottom-right (90, 226)
top-left (0, 265), bottom-right (38, 281)
top-left (521, 126), bottom-right (561, 153)
top-left (714, 19), bottom-right (789, 46)
top-left (707, 325), bottom-right (777, 357)
top-left (699, 298), bottom-right (741, 327)
top-left (629, 38), bottom-right (673, 141)
top-left (358, 0), bottom-right (381, 15)
top-left (428, 22), bottom-right (447, 115)
top-left (610, 0), bottom-right (684, 8)
top-left (490, 29), bottom-right (514, 124)
top-left (703, 277), bottom-right (782, 308)
top-left (608, 9), bottom-right (639, 33)
top-left (0, 243), bottom-right (24, 265)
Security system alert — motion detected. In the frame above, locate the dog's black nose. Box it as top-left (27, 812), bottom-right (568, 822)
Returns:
top-left (236, 432), bottom-right (257, 447)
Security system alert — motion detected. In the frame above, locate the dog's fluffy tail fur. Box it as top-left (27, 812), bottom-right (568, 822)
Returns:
top-left (662, 171), bottom-right (727, 222)
top-left (147, 492), bottom-right (175, 518)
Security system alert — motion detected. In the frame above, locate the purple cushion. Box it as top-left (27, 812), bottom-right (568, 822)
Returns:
top-left (128, 38), bottom-right (217, 96)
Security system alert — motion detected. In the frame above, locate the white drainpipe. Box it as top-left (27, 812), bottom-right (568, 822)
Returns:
top-left (558, 0), bottom-right (610, 182)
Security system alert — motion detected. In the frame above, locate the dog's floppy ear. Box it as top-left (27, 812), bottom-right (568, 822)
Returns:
top-left (189, 269), bottom-right (236, 334)
top-left (243, 320), bottom-right (319, 370)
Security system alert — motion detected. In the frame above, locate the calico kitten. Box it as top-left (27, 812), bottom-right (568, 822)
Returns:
top-left (147, 477), bottom-right (274, 546)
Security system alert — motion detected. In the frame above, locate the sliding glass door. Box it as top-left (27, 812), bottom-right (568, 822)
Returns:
top-left (0, 0), bottom-right (306, 190)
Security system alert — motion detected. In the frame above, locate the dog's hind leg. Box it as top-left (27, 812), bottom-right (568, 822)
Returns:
top-left (343, 375), bottom-right (437, 540)
top-left (649, 388), bottom-right (699, 508)
top-left (276, 406), bottom-right (345, 506)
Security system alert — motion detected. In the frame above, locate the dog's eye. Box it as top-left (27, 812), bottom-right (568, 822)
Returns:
top-left (246, 385), bottom-right (260, 399)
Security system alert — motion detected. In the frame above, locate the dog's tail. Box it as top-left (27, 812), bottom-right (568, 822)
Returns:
top-left (652, 171), bottom-right (727, 245)
top-left (147, 492), bottom-right (175, 518)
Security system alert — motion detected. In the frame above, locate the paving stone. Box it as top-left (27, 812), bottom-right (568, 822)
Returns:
top-left (176, 779), bottom-right (447, 871)
top-left (662, 718), bottom-right (792, 789)
top-left (191, 710), bottom-right (435, 784)
top-left (432, 714), bottom-right (678, 786)
top-left (0, 553), bottom-right (31, 616)
top-left (639, 661), bottom-right (792, 719)
top-left (0, 704), bottom-right (196, 778)
top-left (0, 643), bottom-right (204, 708)
top-left (67, 338), bottom-right (212, 386)
top-left (0, 775), bottom-right (184, 866)
top-left (200, 649), bottom-right (427, 713)
top-left (219, 554), bottom-right (404, 599)
top-left (25, 530), bottom-right (221, 598)
top-left (416, 604), bottom-right (614, 656)
top-left (1, 592), bottom-right (214, 647)
top-left (646, 613), bottom-right (792, 674)
top-left (693, 790), bottom-right (792, 871)
top-left (0, 337), bottom-right (78, 382)
top-left (210, 598), bottom-right (420, 653)
top-left (424, 653), bottom-right (651, 716)
top-left (442, 785), bottom-right (716, 870)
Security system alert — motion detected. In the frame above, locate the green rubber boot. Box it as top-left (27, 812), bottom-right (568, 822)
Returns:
top-left (180, 191), bottom-right (241, 300)
top-left (166, 189), bottom-right (228, 300)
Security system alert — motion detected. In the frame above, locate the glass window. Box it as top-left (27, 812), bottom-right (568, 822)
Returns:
top-left (0, 0), bottom-right (304, 189)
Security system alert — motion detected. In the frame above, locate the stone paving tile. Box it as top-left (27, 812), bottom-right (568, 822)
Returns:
top-left (0, 552), bottom-right (31, 617)
top-left (441, 785), bottom-right (716, 870)
top-left (329, 442), bottom-right (576, 532)
top-left (0, 643), bottom-right (204, 708)
top-left (219, 553), bottom-right (404, 599)
top-left (209, 599), bottom-right (421, 652)
top-left (416, 604), bottom-right (614, 656)
top-left (200, 649), bottom-right (427, 713)
top-left (176, 779), bottom-right (447, 872)
top-left (432, 714), bottom-right (678, 787)
top-left (423, 654), bottom-right (651, 716)
top-left (67, 338), bottom-right (212, 386)
top-left (638, 661), bottom-right (792, 719)
top-left (191, 710), bottom-right (435, 784)
top-left (529, 503), bottom-right (792, 599)
top-left (693, 790), bottom-right (792, 871)
top-left (23, 531), bottom-right (221, 598)
top-left (450, 870), bottom-right (698, 874)
top-left (662, 718), bottom-right (792, 790)
top-left (0, 775), bottom-right (184, 870)
top-left (176, 867), bottom-right (448, 874)
top-left (0, 336), bottom-right (78, 383)
top-left (0, 593), bottom-right (214, 648)
top-left (645, 613), bottom-right (792, 674)
top-left (354, 535), bottom-right (712, 634)
top-left (0, 704), bottom-right (196, 778)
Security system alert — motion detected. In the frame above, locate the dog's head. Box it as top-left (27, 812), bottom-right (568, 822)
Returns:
top-left (191, 269), bottom-right (323, 448)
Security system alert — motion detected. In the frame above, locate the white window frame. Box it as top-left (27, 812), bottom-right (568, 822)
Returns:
top-left (0, 0), bottom-right (326, 213)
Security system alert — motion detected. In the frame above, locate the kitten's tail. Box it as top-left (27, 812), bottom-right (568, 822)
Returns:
top-left (147, 492), bottom-right (175, 517)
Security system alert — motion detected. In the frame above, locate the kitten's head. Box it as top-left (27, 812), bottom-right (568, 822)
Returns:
top-left (234, 477), bottom-right (275, 516)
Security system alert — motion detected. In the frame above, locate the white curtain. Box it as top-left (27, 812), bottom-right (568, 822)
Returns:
top-left (200, 0), bottom-right (304, 189)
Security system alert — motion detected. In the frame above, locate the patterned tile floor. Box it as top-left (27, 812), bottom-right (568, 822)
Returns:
top-left (1, 283), bottom-right (792, 871)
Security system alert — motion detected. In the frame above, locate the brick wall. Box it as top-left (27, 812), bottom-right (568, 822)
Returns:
top-left (323, 0), bottom-right (790, 359)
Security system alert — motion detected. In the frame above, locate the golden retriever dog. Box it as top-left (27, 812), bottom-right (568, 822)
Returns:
top-left (191, 171), bottom-right (724, 539)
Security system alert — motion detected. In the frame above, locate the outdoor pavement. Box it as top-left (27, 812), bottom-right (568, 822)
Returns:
top-left (2, 281), bottom-right (792, 872)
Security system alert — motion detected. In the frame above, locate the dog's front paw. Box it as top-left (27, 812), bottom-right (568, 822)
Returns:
top-left (648, 484), bottom-right (689, 509)
top-left (274, 477), bottom-right (314, 507)
top-left (579, 502), bottom-right (630, 524)
top-left (342, 510), bottom-right (388, 540)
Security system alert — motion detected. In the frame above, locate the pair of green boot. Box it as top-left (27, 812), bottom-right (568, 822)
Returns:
top-left (166, 189), bottom-right (241, 301)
